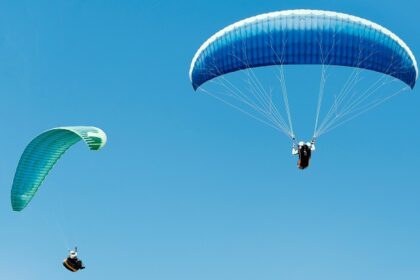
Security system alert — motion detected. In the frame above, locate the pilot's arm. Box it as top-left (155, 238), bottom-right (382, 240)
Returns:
top-left (307, 142), bottom-right (316, 151)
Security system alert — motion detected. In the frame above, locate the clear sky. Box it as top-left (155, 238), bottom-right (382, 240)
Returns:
top-left (0, 0), bottom-right (419, 279)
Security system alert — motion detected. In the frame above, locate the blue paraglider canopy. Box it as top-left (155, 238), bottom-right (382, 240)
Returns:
top-left (190, 10), bottom-right (417, 90)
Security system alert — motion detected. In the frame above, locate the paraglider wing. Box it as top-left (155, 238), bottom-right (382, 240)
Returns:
top-left (190, 10), bottom-right (418, 90)
top-left (11, 126), bottom-right (107, 211)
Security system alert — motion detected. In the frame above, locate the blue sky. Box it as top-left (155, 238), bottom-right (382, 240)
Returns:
top-left (0, 0), bottom-right (419, 279)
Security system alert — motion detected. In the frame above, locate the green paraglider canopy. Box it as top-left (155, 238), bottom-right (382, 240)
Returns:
top-left (11, 126), bottom-right (107, 211)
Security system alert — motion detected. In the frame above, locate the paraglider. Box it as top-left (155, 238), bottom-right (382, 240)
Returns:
top-left (10, 126), bottom-right (106, 271)
top-left (11, 126), bottom-right (107, 211)
top-left (189, 10), bottom-right (418, 168)
top-left (63, 247), bottom-right (85, 272)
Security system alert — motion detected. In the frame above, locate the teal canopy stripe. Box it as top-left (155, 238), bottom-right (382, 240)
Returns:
top-left (11, 126), bottom-right (107, 211)
top-left (189, 10), bottom-right (418, 90)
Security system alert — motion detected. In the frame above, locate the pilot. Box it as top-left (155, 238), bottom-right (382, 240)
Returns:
top-left (63, 248), bottom-right (85, 272)
top-left (292, 140), bottom-right (315, 169)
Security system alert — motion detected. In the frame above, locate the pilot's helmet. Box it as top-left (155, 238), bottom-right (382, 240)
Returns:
top-left (69, 250), bottom-right (78, 259)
